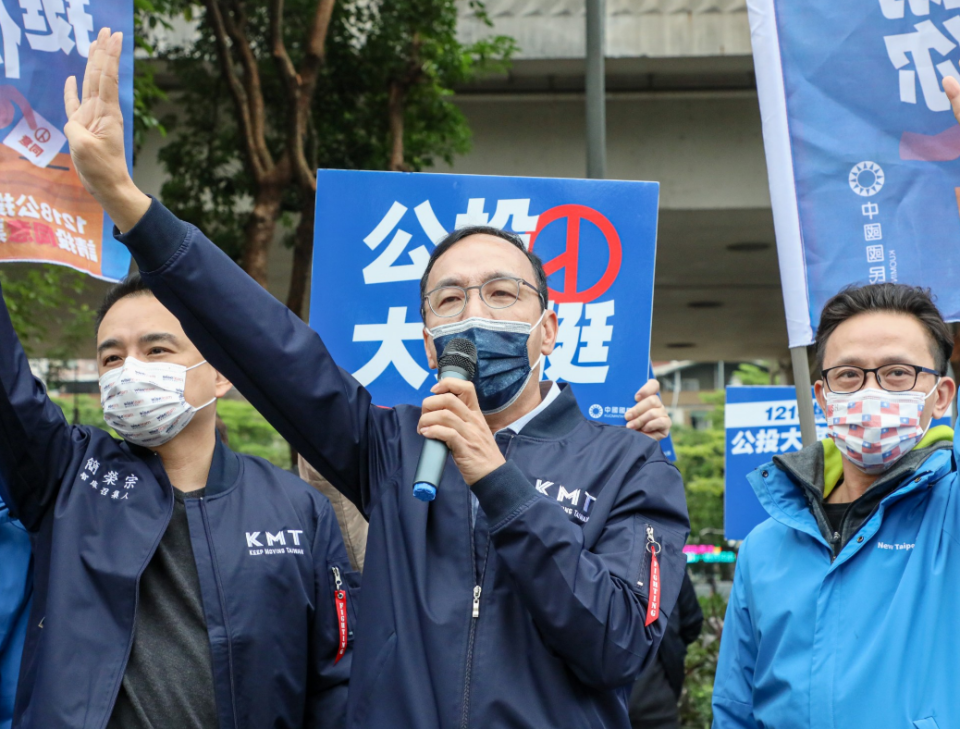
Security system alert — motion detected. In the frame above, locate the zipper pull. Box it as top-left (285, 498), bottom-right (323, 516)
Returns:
top-left (332, 566), bottom-right (343, 590)
top-left (472, 585), bottom-right (482, 618)
top-left (646, 526), bottom-right (655, 544)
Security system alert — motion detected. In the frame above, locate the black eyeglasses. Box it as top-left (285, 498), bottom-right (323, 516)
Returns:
top-left (423, 276), bottom-right (544, 318)
top-left (821, 363), bottom-right (941, 393)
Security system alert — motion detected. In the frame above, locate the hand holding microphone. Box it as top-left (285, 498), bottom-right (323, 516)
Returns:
top-left (413, 338), bottom-right (478, 502)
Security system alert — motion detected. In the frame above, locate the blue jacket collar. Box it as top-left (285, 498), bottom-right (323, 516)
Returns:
top-left (128, 434), bottom-right (240, 498)
top-left (517, 383), bottom-right (585, 440)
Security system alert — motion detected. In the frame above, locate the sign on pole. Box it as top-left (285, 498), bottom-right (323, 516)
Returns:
top-left (0, 0), bottom-right (133, 281)
top-left (310, 170), bottom-right (660, 425)
top-left (725, 385), bottom-right (953, 539)
top-left (748, 0), bottom-right (960, 346)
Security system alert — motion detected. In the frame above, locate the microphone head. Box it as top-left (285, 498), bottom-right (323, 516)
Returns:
top-left (439, 338), bottom-right (478, 380)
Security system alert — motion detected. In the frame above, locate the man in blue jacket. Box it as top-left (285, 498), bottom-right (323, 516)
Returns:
top-left (0, 266), bottom-right (357, 727)
top-left (0, 492), bottom-right (31, 729)
top-left (63, 30), bottom-right (690, 729)
top-left (712, 283), bottom-right (960, 728)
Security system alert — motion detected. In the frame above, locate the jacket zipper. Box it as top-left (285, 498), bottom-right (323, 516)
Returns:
top-left (99, 462), bottom-right (173, 729)
top-left (199, 497), bottom-right (240, 728)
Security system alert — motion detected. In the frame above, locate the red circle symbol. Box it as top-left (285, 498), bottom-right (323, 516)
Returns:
top-left (34, 127), bottom-right (50, 143)
top-left (528, 204), bottom-right (622, 303)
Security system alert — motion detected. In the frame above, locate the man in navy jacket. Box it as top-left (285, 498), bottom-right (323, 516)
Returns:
top-left (0, 492), bottom-right (31, 729)
top-left (0, 268), bottom-right (357, 727)
top-left (64, 30), bottom-right (690, 729)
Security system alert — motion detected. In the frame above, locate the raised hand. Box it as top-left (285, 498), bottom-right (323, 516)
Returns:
top-left (625, 378), bottom-right (672, 441)
top-left (63, 28), bottom-right (150, 232)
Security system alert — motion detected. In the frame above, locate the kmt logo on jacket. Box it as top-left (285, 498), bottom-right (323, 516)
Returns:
top-left (245, 529), bottom-right (306, 556)
top-left (535, 479), bottom-right (597, 523)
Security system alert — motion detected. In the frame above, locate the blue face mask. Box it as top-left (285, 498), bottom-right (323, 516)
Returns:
top-left (427, 312), bottom-right (545, 414)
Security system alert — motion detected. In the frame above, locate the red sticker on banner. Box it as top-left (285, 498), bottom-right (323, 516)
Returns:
top-left (335, 590), bottom-right (348, 663)
top-left (644, 549), bottom-right (661, 627)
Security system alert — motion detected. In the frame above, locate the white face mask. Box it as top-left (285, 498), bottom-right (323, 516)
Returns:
top-left (99, 357), bottom-right (216, 448)
top-left (824, 382), bottom-right (939, 475)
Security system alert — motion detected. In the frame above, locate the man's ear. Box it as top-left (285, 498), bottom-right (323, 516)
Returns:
top-left (214, 369), bottom-right (233, 399)
top-left (931, 377), bottom-right (957, 420)
top-left (422, 328), bottom-right (438, 370)
top-left (539, 308), bottom-right (558, 357)
top-left (814, 379), bottom-right (827, 414)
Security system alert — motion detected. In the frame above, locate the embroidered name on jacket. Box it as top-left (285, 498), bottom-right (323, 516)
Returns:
top-left (535, 479), bottom-right (597, 523)
top-left (245, 529), bottom-right (306, 556)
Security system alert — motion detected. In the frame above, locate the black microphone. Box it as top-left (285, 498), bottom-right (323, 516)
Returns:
top-left (413, 338), bottom-right (478, 502)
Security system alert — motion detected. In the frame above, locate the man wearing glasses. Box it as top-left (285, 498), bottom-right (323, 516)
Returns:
top-left (713, 283), bottom-right (960, 729)
top-left (63, 31), bottom-right (690, 729)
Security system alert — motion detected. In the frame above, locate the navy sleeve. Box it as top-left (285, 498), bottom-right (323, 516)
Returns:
top-left (0, 281), bottom-right (76, 529)
top-left (304, 499), bottom-right (355, 726)
top-left (117, 199), bottom-right (403, 514)
top-left (473, 456), bottom-right (690, 690)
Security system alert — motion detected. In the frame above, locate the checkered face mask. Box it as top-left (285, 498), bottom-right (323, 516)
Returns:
top-left (100, 358), bottom-right (216, 448)
top-left (825, 384), bottom-right (937, 475)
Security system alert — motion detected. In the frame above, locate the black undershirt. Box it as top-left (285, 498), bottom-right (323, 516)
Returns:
top-left (822, 500), bottom-right (851, 535)
top-left (107, 488), bottom-right (217, 729)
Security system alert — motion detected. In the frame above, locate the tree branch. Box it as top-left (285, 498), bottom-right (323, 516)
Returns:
top-left (201, 0), bottom-right (267, 180)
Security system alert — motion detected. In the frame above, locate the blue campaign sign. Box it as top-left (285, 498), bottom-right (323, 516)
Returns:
top-left (310, 170), bottom-right (659, 423)
top-left (724, 385), bottom-right (953, 539)
top-left (750, 0), bottom-right (960, 346)
top-left (0, 0), bottom-right (133, 280)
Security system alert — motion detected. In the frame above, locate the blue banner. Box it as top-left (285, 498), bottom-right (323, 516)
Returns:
top-left (310, 170), bottom-right (659, 424)
top-left (0, 0), bottom-right (132, 280)
top-left (750, 0), bottom-right (960, 346)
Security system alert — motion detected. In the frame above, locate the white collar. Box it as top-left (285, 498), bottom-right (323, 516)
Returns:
top-left (498, 381), bottom-right (561, 435)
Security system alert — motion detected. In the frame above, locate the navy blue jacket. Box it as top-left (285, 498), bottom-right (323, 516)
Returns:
top-left (120, 200), bottom-right (691, 729)
top-left (0, 282), bottom-right (357, 729)
top-left (0, 494), bottom-right (32, 729)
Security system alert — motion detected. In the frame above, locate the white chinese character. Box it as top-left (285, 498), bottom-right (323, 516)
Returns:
top-left (880, 0), bottom-right (960, 20)
top-left (111, 490), bottom-right (119, 499)
top-left (79, 471), bottom-right (88, 481)
top-left (361, 201), bottom-right (445, 284)
top-left (884, 19), bottom-right (960, 112)
top-left (351, 306), bottom-right (429, 389)
top-left (103, 470), bottom-right (118, 486)
top-left (780, 427), bottom-right (803, 452)
top-left (862, 202), bottom-right (880, 219)
top-left (100, 487), bottom-right (109, 496)
top-left (731, 430), bottom-right (756, 455)
top-left (121, 492), bottom-right (129, 500)
top-left (864, 224), bottom-right (883, 242)
top-left (0, 0), bottom-right (22, 79)
top-left (16, 194), bottom-right (40, 218)
top-left (56, 228), bottom-right (77, 254)
top-left (65, 0), bottom-right (92, 56)
top-left (85, 457), bottom-right (99, 474)
top-left (755, 429), bottom-right (781, 454)
top-left (866, 244), bottom-right (885, 262)
top-left (19, 0), bottom-right (76, 54)
top-left (869, 266), bottom-right (887, 283)
top-left (124, 474), bottom-right (138, 490)
top-left (75, 237), bottom-right (96, 261)
top-left (454, 198), bottom-right (540, 246)
top-left (0, 193), bottom-right (14, 217)
top-left (89, 480), bottom-right (97, 488)
top-left (545, 300), bottom-right (614, 384)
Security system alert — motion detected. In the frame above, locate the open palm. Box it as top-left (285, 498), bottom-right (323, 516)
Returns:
top-left (63, 28), bottom-right (129, 201)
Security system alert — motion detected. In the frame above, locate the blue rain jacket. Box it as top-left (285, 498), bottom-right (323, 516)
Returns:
top-left (713, 428), bottom-right (960, 729)
top-left (0, 494), bottom-right (31, 729)
top-left (115, 199), bottom-right (691, 729)
top-left (0, 282), bottom-right (356, 729)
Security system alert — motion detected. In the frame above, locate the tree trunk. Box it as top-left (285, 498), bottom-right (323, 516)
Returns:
top-left (388, 80), bottom-right (406, 172)
top-left (241, 183), bottom-right (285, 286)
top-left (286, 201), bottom-right (315, 322)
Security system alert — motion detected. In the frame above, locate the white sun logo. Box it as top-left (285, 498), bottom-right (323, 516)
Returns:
top-left (588, 404), bottom-right (603, 419)
top-left (849, 161), bottom-right (885, 197)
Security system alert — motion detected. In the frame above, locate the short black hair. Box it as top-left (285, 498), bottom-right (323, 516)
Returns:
top-left (815, 283), bottom-right (953, 374)
top-left (418, 225), bottom-right (549, 319)
top-left (95, 273), bottom-right (153, 333)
